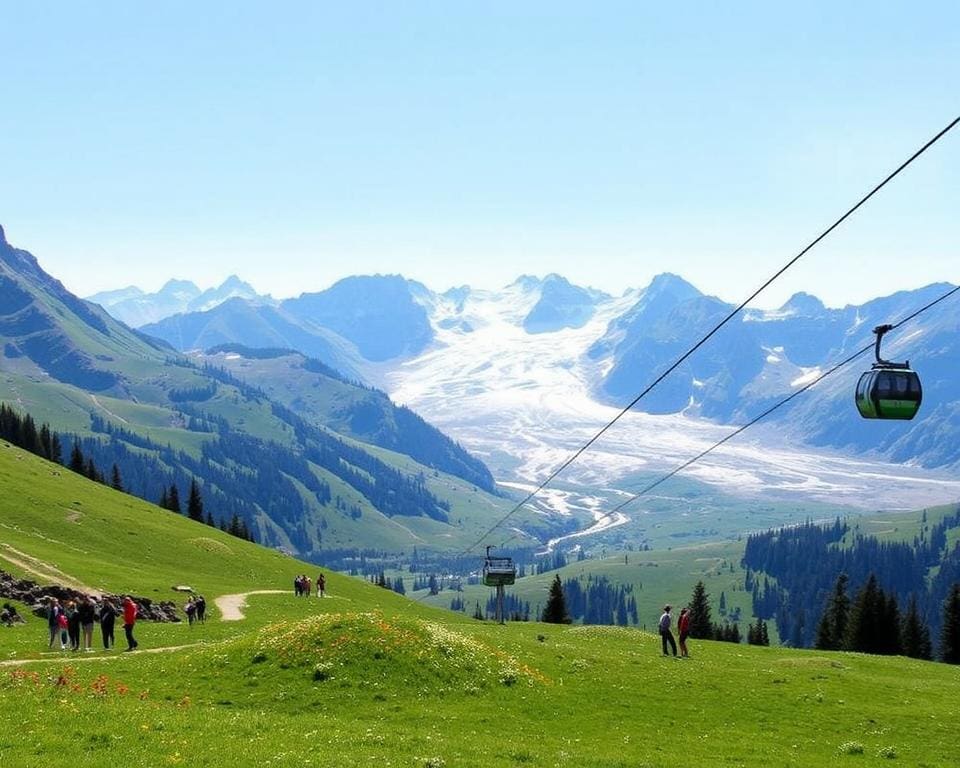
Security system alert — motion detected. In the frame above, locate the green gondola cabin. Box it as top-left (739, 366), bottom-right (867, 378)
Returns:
top-left (855, 323), bottom-right (923, 421)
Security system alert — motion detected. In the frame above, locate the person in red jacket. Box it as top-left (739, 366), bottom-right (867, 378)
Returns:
top-left (678, 607), bottom-right (691, 658)
top-left (122, 596), bottom-right (139, 651)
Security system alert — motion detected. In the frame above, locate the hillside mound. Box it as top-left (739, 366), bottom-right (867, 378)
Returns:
top-left (248, 612), bottom-right (546, 694)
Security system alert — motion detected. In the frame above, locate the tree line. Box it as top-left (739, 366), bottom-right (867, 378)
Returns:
top-left (0, 403), bottom-right (254, 542)
top-left (743, 515), bottom-right (960, 662)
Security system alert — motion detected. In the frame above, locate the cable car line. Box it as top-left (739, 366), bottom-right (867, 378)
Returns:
top-left (495, 283), bottom-right (959, 550)
top-left (459, 114), bottom-right (960, 558)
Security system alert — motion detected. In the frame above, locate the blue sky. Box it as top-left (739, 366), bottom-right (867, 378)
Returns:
top-left (1, 2), bottom-right (957, 307)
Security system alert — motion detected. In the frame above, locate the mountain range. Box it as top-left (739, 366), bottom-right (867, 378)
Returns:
top-left (87, 275), bottom-right (270, 328)
top-left (109, 268), bottom-right (960, 481)
top-left (0, 224), bottom-right (529, 562)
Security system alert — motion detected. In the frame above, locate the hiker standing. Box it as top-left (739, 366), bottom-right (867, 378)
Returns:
top-left (317, 573), bottom-right (326, 598)
top-left (57, 611), bottom-right (69, 650)
top-left (78, 595), bottom-right (96, 652)
top-left (678, 607), bottom-right (691, 658)
top-left (195, 595), bottom-right (206, 623)
top-left (304, 576), bottom-right (311, 598)
top-left (46, 598), bottom-right (61, 649)
top-left (122, 596), bottom-right (139, 651)
top-left (294, 576), bottom-right (301, 597)
top-left (99, 599), bottom-right (117, 650)
top-left (185, 597), bottom-right (196, 626)
top-left (659, 604), bottom-right (677, 657)
top-left (66, 600), bottom-right (81, 651)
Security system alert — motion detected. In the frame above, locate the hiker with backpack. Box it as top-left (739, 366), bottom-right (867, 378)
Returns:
top-left (659, 604), bottom-right (677, 657)
top-left (195, 595), bottom-right (206, 623)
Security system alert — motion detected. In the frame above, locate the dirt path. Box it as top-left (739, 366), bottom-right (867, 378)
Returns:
top-left (89, 394), bottom-right (129, 424)
top-left (0, 643), bottom-right (203, 668)
top-left (0, 543), bottom-right (100, 596)
top-left (215, 590), bottom-right (287, 620)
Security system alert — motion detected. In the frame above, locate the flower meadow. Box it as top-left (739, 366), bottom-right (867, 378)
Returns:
top-left (250, 612), bottom-right (548, 694)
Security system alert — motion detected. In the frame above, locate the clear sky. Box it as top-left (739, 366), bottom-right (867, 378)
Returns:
top-left (1, 2), bottom-right (957, 307)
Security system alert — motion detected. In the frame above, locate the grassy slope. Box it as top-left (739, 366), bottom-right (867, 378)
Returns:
top-left (0, 367), bottom-right (523, 555)
top-left (1, 443), bottom-right (959, 767)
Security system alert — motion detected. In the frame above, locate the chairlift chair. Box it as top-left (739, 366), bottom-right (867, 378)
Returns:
top-left (482, 546), bottom-right (516, 587)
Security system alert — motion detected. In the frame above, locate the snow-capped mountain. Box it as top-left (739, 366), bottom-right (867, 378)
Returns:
top-left (374, 274), bottom-right (960, 511)
top-left (99, 268), bottom-right (960, 511)
top-left (86, 276), bottom-right (270, 327)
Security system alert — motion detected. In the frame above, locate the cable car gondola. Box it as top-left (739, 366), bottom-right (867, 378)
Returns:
top-left (855, 324), bottom-right (922, 420)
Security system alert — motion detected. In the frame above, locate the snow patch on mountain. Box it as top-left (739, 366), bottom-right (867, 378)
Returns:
top-left (372, 281), bottom-right (960, 513)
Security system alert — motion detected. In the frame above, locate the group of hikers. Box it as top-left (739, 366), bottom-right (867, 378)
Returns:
top-left (184, 595), bottom-right (207, 626)
top-left (45, 595), bottom-right (139, 652)
top-left (294, 573), bottom-right (326, 598)
top-left (658, 604), bottom-right (691, 658)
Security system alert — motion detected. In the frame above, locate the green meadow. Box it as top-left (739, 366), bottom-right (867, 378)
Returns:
top-left (1, 441), bottom-right (959, 767)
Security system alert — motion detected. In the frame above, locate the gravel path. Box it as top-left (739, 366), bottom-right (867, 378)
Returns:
top-left (214, 589), bottom-right (287, 620)
top-left (0, 543), bottom-right (100, 596)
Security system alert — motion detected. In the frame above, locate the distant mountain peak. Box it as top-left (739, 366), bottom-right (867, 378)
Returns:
top-left (0, 223), bottom-right (7, 245)
top-left (645, 272), bottom-right (701, 297)
top-left (781, 291), bottom-right (826, 316)
top-left (160, 278), bottom-right (201, 295)
top-left (218, 274), bottom-right (253, 291)
top-left (510, 275), bottom-right (542, 291)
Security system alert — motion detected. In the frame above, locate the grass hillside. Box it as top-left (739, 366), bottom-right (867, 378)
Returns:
top-left (1, 443), bottom-right (959, 767)
top-left (2, 229), bottom-right (523, 561)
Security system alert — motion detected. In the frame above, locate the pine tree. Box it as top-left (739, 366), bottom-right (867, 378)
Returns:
top-left (50, 433), bottom-right (62, 464)
top-left (68, 441), bottom-right (85, 474)
top-left (901, 595), bottom-right (932, 660)
top-left (879, 593), bottom-right (902, 656)
top-left (19, 414), bottom-right (40, 455)
top-left (790, 609), bottom-right (806, 648)
top-left (815, 573), bottom-right (850, 651)
top-left (167, 484), bottom-right (181, 513)
top-left (204, 511), bottom-right (216, 528)
top-left (39, 424), bottom-right (52, 460)
top-left (159, 488), bottom-right (169, 509)
top-left (187, 478), bottom-right (204, 522)
top-left (940, 583), bottom-right (960, 664)
top-left (845, 574), bottom-right (883, 653)
top-left (473, 601), bottom-right (484, 620)
top-left (728, 623), bottom-right (741, 644)
top-left (542, 574), bottom-right (571, 624)
top-left (688, 581), bottom-right (713, 639)
top-left (110, 464), bottom-right (124, 492)
top-left (759, 620), bottom-right (770, 646)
